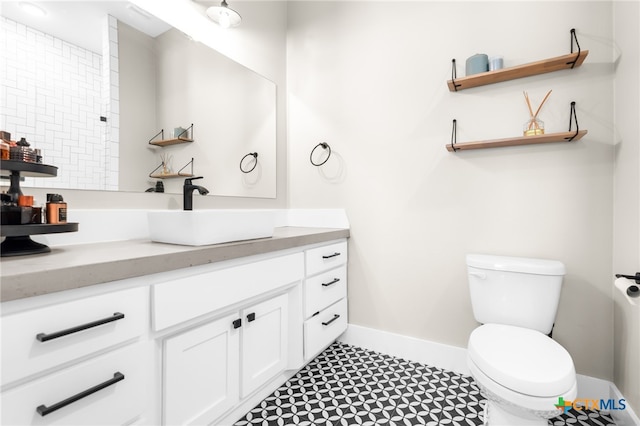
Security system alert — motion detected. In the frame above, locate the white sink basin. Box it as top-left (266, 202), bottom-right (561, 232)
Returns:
top-left (147, 209), bottom-right (276, 246)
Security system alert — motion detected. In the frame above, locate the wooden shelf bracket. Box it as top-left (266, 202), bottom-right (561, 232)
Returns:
top-left (448, 29), bottom-right (588, 92)
top-left (148, 124), bottom-right (194, 146)
top-left (149, 157), bottom-right (195, 179)
top-left (448, 102), bottom-right (586, 152)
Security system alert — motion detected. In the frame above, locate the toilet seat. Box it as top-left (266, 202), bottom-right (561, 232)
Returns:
top-left (468, 324), bottom-right (575, 397)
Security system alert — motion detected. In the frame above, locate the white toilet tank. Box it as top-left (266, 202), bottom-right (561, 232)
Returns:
top-left (467, 254), bottom-right (566, 334)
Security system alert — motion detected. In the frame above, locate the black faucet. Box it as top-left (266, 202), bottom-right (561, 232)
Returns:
top-left (183, 177), bottom-right (210, 210)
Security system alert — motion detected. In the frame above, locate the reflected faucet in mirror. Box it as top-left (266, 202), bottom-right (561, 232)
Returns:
top-left (183, 177), bottom-right (209, 211)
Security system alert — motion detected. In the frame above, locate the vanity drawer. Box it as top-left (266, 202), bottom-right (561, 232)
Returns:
top-left (153, 253), bottom-right (303, 331)
top-left (1, 342), bottom-right (149, 426)
top-left (1, 287), bottom-right (149, 387)
top-left (304, 265), bottom-right (347, 319)
top-left (305, 241), bottom-right (348, 276)
top-left (304, 298), bottom-right (348, 360)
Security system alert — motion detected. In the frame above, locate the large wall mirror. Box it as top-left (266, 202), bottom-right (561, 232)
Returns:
top-left (1, 1), bottom-right (276, 198)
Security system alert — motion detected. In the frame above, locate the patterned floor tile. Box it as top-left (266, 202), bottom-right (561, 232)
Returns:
top-left (234, 342), bottom-right (616, 426)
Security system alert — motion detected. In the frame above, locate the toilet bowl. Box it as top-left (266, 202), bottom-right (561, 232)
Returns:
top-left (465, 254), bottom-right (577, 425)
top-left (468, 324), bottom-right (577, 425)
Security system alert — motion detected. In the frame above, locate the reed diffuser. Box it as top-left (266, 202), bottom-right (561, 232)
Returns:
top-left (160, 153), bottom-right (173, 175)
top-left (523, 90), bottom-right (552, 136)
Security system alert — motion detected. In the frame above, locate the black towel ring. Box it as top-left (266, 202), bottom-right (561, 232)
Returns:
top-left (310, 142), bottom-right (331, 166)
top-left (240, 152), bottom-right (258, 173)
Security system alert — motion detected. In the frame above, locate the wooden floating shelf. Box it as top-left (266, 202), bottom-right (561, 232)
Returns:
top-left (448, 50), bottom-right (589, 92)
top-left (446, 130), bottom-right (588, 152)
top-left (149, 137), bottom-right (193, 147)
top-left (149, 172), bottom-right (195, 179)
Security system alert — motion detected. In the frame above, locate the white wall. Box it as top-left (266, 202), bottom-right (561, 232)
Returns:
top-left (287, 1), bottom-right (615, 380)
top-left (153, 28), bottom-right (276, 198)
top-left (118, 21), bottom-right (158, 193)
top-left (613, 0), bottom-right (640, 414)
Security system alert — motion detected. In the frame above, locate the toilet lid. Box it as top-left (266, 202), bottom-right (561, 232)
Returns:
top-left (468, 324), bottom-right (575, 397)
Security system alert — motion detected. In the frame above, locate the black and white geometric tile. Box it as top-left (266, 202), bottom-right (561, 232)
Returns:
top-left (550, 408), bottom-right (617, 426)
top-left (234, 341), bottom-right (617, 426)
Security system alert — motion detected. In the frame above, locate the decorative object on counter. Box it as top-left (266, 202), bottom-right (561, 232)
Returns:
top-left (206, 0), bottom-right (241, 29)
top-left (0, 161), bottom-right (78, 256)
top-left (146, 181), bottom-right (165, 193)
top-left (448, 29), bottom-right (588, 92)
top-left (489, 56), bottom-right (504, 71)
top-left (17, 195), bottom-right (33, 207)
top-left (46, 193), bottom-right (67, 224)
top-left (240, 152), bottom-right (258, 173)
top-left (523, 90), bottom-right (552, 136)
top-left (310, 142), bottom-right (331, 166)
top-left (30, 206), bottom-right (42, 224)
top-left (465, 53), bottom-right (489, 76)
top-left (1, 140), bottom-right (9, 160)
top-left (10, 137), bottom-right (37, 162)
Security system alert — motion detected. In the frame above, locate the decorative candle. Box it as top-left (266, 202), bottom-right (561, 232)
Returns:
top-left (465, 54), bottom-right (489, 76)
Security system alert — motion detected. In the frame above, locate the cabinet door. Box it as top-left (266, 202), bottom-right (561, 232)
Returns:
top-left (241, 294), bottom-right (288, 398)
top-left (163, 313), bottom-right (240, 426)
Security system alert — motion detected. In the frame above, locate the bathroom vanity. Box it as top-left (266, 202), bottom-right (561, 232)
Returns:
top-left (0, 226), bottom-right (349, 425)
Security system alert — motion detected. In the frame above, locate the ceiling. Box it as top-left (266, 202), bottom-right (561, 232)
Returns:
top-left (1, 1), bottom-right (171, 53)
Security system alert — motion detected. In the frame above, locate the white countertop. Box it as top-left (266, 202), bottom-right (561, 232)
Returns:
top-left (1, 227), bottom-right (350, 302)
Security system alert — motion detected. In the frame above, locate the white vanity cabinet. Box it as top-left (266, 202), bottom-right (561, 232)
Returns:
top-left (303, 240), bottom-right (348, 360)
top-left (0, 286), bottom-right (151, 426)
top-left (163, 312), bottom-right (240, 426)
top-left (156, 254), bottom-right (300, 426)
top-left (163, 293), bottom-right (289, 426)
top-left (240, 293), bottom-right (289, 398)
top-left (0, 231), bottom-right (349, 426)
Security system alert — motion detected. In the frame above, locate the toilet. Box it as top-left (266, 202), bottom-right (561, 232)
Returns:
top-left (466, 254), bottom-right (577, 426)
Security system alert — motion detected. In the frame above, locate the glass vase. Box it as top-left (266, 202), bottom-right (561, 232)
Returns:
top-left (523, 117), bottom-right (544, 136)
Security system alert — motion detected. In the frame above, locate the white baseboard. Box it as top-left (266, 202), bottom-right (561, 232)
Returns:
top-left (610, 382), bottom-right (640, 426)
top-left (338, 323), bottom-right (639, 423)
top-left (338, 324), bottom-right (470, 376)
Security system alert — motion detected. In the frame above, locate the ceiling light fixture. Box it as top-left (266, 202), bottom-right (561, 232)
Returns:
top-left (18, 1), bottom-right (47, 17)
top-left (206, 0), bottom-right (241, 29)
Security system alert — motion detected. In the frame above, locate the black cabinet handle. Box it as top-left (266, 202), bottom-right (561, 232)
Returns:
top-left (233, 319), bottom-right (242, 329)
top-left (322, 278), bottom-right (340, 287)
top-left (322, 314), bottom-right (340, 326)
top-left (36, 312), bottom-right (125, 342)
top-left (36, 372), bottom-right (124, 416)
top-left (322, 252), bottom-right (341, 259)
top-left (247, 313), bottom-right (256, 322)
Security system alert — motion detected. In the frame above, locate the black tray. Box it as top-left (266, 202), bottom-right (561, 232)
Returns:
top-left (1, 223), bottom-right (79, 257)
top-left (0, 159), bottom-right (58, 177)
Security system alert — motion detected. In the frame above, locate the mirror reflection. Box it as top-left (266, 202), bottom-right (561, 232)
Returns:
top-left (0, 1), bottom-right (276, 198)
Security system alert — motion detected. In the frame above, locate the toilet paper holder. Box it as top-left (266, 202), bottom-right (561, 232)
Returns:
top-left (615, 272), bottom-right (640, 298)
top-left (615, 272), bottom-right (640, 284)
